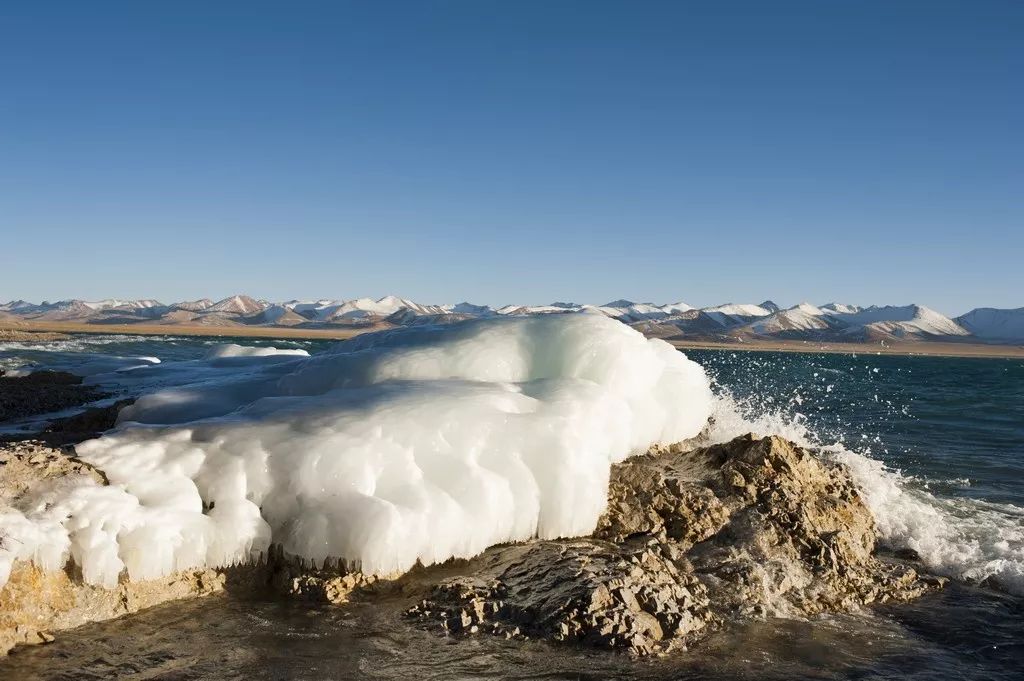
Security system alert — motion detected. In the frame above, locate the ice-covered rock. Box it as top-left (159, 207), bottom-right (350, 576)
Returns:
top-left (2, 314), bottom-right (713, 590)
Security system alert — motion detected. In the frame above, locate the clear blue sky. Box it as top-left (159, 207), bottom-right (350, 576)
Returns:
top-left (1, 1), bottom-right (1021, 315)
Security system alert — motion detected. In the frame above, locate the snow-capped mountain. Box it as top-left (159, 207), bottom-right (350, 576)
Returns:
top-left (596, 300), bottom-right (684, 323)
top-left (701, 303), bottom-right (774, 327)
top-left (835, 305), bottom-right (969, 338)
top-left (956, 307), bottom-right (1024, 341)
top-left (207, 295), bottom-right (267, 315)
top-left (80, 299), bottom-right (165, 311)
top-left (283, 296), bottom-right (446, 322)
top-left (444, 302), bottom-right (496, 316)
top-left (2, 294), bottom-right (1019, 344)
top-left (325, 296), bottom-right (446, 321)
top-left (746, 303), bottom-right (836, 334)
top-left (170, 299), bottom-right (214, 312)
top-left (740, 303), bottom-right (970, 340)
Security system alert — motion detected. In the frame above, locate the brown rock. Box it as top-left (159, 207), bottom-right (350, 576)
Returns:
top-left (0, 371), bottom-right (106, 424)
top-left (406, 434), bottom-right (941, 655)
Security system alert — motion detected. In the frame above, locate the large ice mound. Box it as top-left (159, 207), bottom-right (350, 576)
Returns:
top-left (2, 314), bottom-right (713, 588)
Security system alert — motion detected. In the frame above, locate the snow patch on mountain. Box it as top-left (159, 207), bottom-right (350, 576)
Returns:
top-left (702, 303), bottom-right (773, 327)
top-left (747, 303), bottom-right (832, 334)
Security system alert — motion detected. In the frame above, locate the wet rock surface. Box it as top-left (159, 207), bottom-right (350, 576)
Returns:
top-left (405, 435), bottom-right (944, 655)
top-left (0, 371), bottom-right (106, 424)
top-left (37, 399), bottom-right (134, 445)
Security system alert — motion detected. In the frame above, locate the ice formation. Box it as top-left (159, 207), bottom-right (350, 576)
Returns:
top-left (202, 343), bottom-right (309, 359)
top-left (0, 315), bottom-right (713, 588)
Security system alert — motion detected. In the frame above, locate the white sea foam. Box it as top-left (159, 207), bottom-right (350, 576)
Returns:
top-left (0, 315), bottom-right (713, 587)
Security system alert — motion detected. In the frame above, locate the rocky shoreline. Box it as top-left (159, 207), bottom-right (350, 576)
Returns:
top-left (401, 435), bottom-right (942, 655)
top-left (0, 371), bottom-right (108, 426)
top-left (0, 330), bottom-right (71, 343)
top-left (0, 429), bottom-right (945, 657)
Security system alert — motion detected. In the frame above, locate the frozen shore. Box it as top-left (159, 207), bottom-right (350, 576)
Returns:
top-left (0, 316), bottom-right (949, 656)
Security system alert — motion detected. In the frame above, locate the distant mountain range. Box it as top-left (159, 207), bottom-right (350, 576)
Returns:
top-left (2, 295), bottom-right (1022, 344)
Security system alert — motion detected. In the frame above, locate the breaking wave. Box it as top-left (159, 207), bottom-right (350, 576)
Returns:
top-left (706, 391), bottom-right (1024, 595)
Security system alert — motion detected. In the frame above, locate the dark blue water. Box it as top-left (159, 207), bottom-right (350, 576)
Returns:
top-left (2, 337), bottom-right (1022, 680)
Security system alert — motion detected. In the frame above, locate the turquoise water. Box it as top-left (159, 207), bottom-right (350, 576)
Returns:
top-left (1, 336), bottom-right (1022, 679)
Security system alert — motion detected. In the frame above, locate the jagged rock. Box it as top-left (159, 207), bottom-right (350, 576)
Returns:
top-left (0, 371), bottom-right (106, 424)
top-left (0, 440), bottom-right (106, 500)
top-left (406, 539), bottom-right (717, 655)
top-left (684, 435), bottom-right (937, 617)
top-left (406, 434), bottom-right (943, 655)
top-left (267, 550), bottom-right (387, 604)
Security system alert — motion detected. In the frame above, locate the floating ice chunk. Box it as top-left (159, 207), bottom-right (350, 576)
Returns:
top-left (202, 344), bottom-right (309, 359)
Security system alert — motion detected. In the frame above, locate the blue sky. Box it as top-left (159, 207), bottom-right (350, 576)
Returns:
top-left (1, 1), bottom-right (1021, 315)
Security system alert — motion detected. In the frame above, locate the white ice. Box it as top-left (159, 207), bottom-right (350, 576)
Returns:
top-left (0, 314), bottom-right (713, 588)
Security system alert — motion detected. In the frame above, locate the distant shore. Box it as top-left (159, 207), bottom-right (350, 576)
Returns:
top-left (3, 319), bottom-right (1023, 359)
top-left (0, 320), bottom-right (368, 341)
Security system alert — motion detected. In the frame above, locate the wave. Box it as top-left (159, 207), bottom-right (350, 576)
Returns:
top-left (706, 391), bottom-right (1024, 595)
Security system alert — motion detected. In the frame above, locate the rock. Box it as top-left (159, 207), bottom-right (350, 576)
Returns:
top-left (0, 562), bottom-right (226, 655)
top-left (0, 371), bottom-right (107, 425)
top-left (273, 561), bottom-right (384, 604)
top-left (406, 539), bottom-right (716, 655)
top-left (0, 440), bottom-right (106, 503)
top-left (41, 399), bottom-right (135, 445)
top-left (406, 434), bottom-right (941, 655)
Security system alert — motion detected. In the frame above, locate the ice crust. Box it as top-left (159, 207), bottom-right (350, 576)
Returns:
top-left (0, 315), bottom-right (713, 587)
